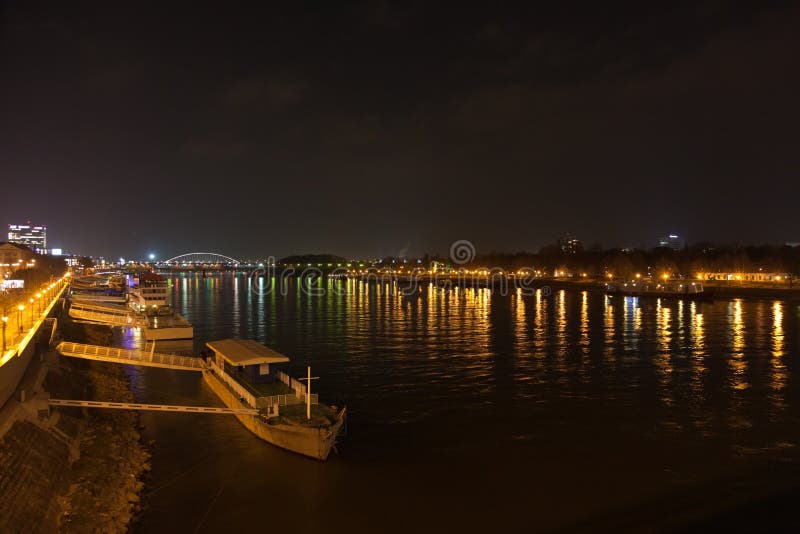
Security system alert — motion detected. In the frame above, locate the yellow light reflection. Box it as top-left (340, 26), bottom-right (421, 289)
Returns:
top-left (771, 301), bottom-right (786, 405)
top-left (604, 295), bottom-right (614, 360)
top-left (729, 299), bottom-right (747, 390)
top-left (580, 291), bottom-right (589, 355)
top-left (690, 302), bottom-right (706, 401)
top-left (556, 290), bottom-right (566, 357)
top-left (655, 302), bottom-right (672, 395)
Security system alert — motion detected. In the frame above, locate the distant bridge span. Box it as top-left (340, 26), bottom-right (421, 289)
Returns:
top-left (162, 252), bottom-right (241, 265)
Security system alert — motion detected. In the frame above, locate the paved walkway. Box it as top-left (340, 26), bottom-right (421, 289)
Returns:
top-left (1, 277), bottom-right (69, 360)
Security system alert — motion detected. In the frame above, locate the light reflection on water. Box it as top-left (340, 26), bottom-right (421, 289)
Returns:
top-left (120, 273), bottom-right (800, 533)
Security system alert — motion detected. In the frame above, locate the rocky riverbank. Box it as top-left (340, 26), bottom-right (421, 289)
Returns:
top-left (55, 322), bottom-right (152, 533)
top-left (55, 363), bottom-right (151, 532)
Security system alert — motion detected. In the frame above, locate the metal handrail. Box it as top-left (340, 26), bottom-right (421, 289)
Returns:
top-left (57, 341), bottom-right (205, 371)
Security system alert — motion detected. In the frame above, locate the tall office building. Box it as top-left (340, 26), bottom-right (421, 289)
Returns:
top-left (558, 233), bottom-right (582, 254)
top-left (8, 223), bottom-right (47, 252)
top-left (657, 234), bottom-right (685, 251)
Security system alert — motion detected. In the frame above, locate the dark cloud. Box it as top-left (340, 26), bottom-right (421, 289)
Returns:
top-left (222, 79), bottom-right (307, 114)
top-left (1, 1), bottom-right (798, 258)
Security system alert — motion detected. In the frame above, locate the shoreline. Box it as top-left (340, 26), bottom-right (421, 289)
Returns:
top-left (376, 276), bottom-right (800, 302)
top-left (539, 279), bottom-right (800, 302)
top-left (55, 322), bottom-right (152, 533)
top-left (55, 358), bottom-right (151, 532)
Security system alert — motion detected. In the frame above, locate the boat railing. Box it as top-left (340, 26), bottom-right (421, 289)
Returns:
top-left (259, 393), bottom-right (307, 408)
top-left (276, 370), bottom-right (308, 398)
top-left (208, 359), bottom-right (258, 409)
top-left (57, 341), bottom-right (204, 370)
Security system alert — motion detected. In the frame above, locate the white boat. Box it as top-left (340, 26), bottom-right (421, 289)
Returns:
top-left (202, 339), bottom-right (346, 460)
top-left (127, 272), bottom-right (169, 312)
top-left (128, 272), bottom-right (194, 340)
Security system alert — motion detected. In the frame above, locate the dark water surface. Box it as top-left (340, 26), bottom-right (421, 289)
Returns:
top-left (125, 273), bottom-right (800, 533)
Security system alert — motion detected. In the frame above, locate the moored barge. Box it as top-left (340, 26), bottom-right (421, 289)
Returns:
top-left (202, 339), bottom-right (345, 460)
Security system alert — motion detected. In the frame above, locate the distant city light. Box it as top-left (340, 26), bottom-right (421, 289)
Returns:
top-left (149, 253), bottom-right (156, 260)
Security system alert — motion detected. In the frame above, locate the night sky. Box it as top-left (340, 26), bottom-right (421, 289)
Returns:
top-left (2, 2), bottom-right (798, 260)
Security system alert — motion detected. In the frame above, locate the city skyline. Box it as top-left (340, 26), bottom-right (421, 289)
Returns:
top-left (2, 215), bottom-right (799, 262)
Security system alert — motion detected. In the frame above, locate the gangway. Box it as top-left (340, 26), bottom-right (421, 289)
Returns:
top-left (68, 293), bottom-right (126, 303)
top-left (56, 341), bottom-right (206, 371)
top-left (48, 398), bottom-right (257, 416)
top-left (68, 301), bottom-right (146, 327)
top-left (69, 300), bottom-right (130, 313)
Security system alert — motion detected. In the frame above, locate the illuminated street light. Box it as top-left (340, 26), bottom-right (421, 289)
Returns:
top-left (17, 304), bottom-right (24, 333)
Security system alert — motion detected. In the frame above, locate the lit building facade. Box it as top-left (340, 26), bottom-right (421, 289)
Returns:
top-left (699, 272), bottom-right (790, 283)
top-left (8, 223), bottom-right (47, 252)
top-left (558, 234), bottom-right (582, 254)
top-left (0, 242), bottom-right (35, 275)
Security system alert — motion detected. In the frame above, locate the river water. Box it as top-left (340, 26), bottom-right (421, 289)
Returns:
top-left (120, 273), bottom-right (800, 532)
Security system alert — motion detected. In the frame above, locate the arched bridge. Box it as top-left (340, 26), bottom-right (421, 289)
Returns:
top-left (161, 252), bottom-right (242, 266)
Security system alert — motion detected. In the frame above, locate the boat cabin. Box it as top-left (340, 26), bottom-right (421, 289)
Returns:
top-left (205, 338), bottom-right (290, 384)
top-left (128, 272), bottom-right (169, 313)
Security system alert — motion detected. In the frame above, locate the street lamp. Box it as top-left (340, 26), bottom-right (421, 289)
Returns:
top-left (28, 298), bottom-right (34, 322)
top-left (1, 316), bottom-right (7, 352)
top-left (17, 304), bottom-right (24, 333)
top-left (36, 293), bottom-right (42, 314)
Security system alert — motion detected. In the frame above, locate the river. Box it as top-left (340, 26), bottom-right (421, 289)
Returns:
top-left (116, 273), bottom-right (800, 532)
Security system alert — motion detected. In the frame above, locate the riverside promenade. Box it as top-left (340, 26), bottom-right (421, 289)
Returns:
top-left (1, 274), bottom-right (71, 408)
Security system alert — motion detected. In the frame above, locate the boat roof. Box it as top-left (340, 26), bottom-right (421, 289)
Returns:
top-left (206, 339), bottom-right (290, 366)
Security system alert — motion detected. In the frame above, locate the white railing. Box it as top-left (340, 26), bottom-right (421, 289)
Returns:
top-left (260, 393), bottom-right (304, 408)
top-left (277, 370), bottom-right (306, 397)
top-left (275, 370), bottom-right (318, 405)
top-left (57, 341), bottom-right (204, 371)
top-left (49, 398), bottom-right (258, 416)
top-left (69, 301), bottom-right (130, 313)
top-left (68, 306), bottom-right (146, 327)
top-left (208, 359), bottom-right (258, 408)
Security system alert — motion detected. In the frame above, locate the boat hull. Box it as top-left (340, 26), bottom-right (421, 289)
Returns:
top-left (202, 369), bottom-right (343, 460)
top-left (144, 325), bottom-right (194, 341)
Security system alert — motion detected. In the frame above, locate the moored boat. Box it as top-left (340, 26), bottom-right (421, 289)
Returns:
top-left (128, 272), bottom-right (194, 340)
top-left (202, 338), bottom-right (345, 460)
